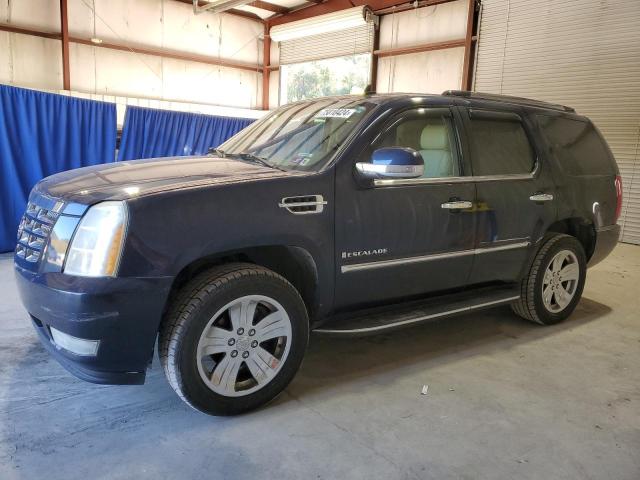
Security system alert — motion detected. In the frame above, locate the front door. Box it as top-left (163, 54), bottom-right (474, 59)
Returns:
top-left (334, 106), bottom-right (477, 309)
top-left (457, 107), bottom-right (557, 284)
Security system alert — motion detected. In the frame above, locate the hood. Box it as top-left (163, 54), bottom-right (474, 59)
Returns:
top-left (35, 156), bottom-right (294, 205)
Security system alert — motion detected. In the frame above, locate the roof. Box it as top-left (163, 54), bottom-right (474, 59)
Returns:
top-left (442, 90), bottom-right (576, 113)
top-left (281, 91), bottom-right (577, 114)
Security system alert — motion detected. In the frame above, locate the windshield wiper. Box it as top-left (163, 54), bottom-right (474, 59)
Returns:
top-left (208, 148), bottom-right (285, 172)
top-left (236, 152), bottom-right (286, 172)
top-left (208, 147), bottom-right (226, 157)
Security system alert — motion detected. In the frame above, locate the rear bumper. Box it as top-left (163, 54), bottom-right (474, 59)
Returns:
top-left (15, 264), bottom-right (173, 385)
top-left (588, 224), bottom-right (621, 268)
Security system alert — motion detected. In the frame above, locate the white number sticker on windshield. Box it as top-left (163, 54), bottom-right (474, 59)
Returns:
top-left (315, 108), bottom-right (356, 119)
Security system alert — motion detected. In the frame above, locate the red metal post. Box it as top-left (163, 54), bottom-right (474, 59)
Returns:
top-left (262, 23), bottom-right (271, 110)
top-left (60, 0), bottom-right (71, 90)
top-left (461, 0), bottom-right (475, 90)
top-left (369, 22), bottom-right (379, 92)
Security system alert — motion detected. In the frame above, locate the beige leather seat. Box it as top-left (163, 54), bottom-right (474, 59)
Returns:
top-left (418, 123), bottom-right (453, 178)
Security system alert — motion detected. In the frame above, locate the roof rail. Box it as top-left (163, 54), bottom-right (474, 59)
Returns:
top-left (442, 90), bottom-right (575, 113)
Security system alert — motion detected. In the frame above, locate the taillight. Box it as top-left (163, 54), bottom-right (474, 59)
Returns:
top-left (614, 175), bottom-right (623, 222)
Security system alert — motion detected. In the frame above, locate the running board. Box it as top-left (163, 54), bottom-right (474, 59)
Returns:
top-left (314, 287), bottom-right (521, 335)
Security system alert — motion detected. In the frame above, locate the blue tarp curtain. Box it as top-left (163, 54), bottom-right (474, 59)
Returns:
top-left (0, 84), bottom-right (117, 253)
top-left (117, 106), bottom-right (255, 161)
top-left (0, 86), bottom-right (254, 253)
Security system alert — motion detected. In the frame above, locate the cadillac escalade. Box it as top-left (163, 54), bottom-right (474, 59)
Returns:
top-left (15, 91), bottom-right (622, 415)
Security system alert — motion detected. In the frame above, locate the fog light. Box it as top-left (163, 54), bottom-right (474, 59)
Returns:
top-left (50, 327), bottom-right (100, 356)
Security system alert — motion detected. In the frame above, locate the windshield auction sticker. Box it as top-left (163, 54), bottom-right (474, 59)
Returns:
top-left (314, 108), bottom-right (356, 119)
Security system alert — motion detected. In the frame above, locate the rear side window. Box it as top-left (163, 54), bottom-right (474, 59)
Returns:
top-left (466, 111), bottom-right (536, 176)
top-left (536, 115), bottom-right (615, 176)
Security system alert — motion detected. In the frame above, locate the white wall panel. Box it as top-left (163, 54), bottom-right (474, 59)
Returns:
top-left (78, 45), bottom-right (165, 99)
top-left (378, 0), bottom-right (467, 49)
top-left (218, 14), bottom-right (263, 64)
top-left (376, 0), bottom-right (467, 94)
top-left (1, 0), bottom-right (264, 111)
top-left (474, 0), bottom-right (640, 244)
top-left (0, 34), bottom-right (63, 90)
top-left (79, 0), bottom-right (164, 46)
top-left (163, 57), bottom-right (260, 108)
top-left (0, 0), bottom-right (59, 30)
top-left (377, 47), bottom-right (464, 95)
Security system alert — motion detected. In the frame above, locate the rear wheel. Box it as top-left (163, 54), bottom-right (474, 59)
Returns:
top-left (159, 263), bottom-right (309, 415)
top-left (511, 233), bottom-right (586, 325)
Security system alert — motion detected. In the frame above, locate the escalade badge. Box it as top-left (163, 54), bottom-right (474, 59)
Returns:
top-left (341, 248), bottom-right (388, 259)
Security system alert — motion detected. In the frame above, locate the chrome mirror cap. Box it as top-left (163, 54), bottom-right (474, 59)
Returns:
top-left (355, 162), bottom-right (424, 179)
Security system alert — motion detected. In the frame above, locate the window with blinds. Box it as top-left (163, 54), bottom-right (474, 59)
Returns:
top-left (279, 24), bottom-right (375, 65)
top-left (278, 23), bottom-right (376, 105)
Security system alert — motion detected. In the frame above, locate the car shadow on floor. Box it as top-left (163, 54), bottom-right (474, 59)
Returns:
top-left (1, 297), bottom-right (611, 426)
top-left (0, 296), bottom-right (613, 474)
top-left (284, 297), bottom-right (612, 399)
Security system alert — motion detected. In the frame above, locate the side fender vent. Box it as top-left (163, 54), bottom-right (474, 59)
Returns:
top-left (279, 195), bottom-right (327, 215)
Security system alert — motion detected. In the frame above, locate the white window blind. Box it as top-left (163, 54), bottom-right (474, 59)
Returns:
top-left (280, 24), bottom-right (375, 65)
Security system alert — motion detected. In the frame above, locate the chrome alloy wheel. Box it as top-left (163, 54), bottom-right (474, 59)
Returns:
top-left (196, 295), bottom-right (292, 397)
top-left (542, 249), bottom-right (580, 313)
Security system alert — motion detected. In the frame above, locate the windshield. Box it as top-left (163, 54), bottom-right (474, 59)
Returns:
top-left (217, 97), bottom-right (377, 172)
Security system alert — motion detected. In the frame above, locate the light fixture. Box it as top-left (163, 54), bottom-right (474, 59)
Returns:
top-left (192, 0), bottom-right (254, 15)
top-left (90, 37), bottom-right (103, 44)
top-left (270, 6), bottom-right (376, 43)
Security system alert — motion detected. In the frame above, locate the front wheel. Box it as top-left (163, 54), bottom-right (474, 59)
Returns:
top-left (159, 263), bottom-right (309, 415)
top-left (512, 233), bottom-right (587, 325)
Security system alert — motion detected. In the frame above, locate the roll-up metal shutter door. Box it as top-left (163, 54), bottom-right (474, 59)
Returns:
top-left (474, 0), bottom-right (640, 244)
top-left (280, 24), bottom-right (375, 65)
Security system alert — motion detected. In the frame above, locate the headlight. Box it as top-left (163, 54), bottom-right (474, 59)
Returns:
top-left (64, 201), bottom-right (128, 277)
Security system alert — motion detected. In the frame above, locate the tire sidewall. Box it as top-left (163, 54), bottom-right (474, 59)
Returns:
top-left (174, 272), bottom-right (309, 415)
top-left (532, 236), bottom-right (587, 325)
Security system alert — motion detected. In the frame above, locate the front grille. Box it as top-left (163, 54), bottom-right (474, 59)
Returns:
top-left (16, 201), bottom-right (63, 263)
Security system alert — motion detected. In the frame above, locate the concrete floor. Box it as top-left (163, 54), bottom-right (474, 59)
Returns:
top-left (0, 245), bottom-right (638, 480)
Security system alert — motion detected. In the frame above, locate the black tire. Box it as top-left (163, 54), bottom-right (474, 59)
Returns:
top-left (159, 263), bottom-right (309, 416)
top-left (511, 233), bottom-right (587, 325)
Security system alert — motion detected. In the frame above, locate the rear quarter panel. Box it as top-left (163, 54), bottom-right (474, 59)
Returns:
top-left (533, 112), bottom-right (619, 229)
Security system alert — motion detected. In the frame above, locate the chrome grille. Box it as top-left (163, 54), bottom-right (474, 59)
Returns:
top-left (16, 201), bottom-right (63, 263)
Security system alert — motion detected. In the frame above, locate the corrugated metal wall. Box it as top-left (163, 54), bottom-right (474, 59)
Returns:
top-left (474, 0), bottom-right (640, 244)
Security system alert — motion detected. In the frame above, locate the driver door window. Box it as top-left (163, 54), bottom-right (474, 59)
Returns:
top-left (373, 109), bottom-right (461, 179)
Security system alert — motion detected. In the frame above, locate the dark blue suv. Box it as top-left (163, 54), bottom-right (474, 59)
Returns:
top-left (15, 91), bottom-right (622, 415)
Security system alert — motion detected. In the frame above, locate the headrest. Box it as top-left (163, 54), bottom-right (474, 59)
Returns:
top-left (420, 123), bottom-right (448, 150)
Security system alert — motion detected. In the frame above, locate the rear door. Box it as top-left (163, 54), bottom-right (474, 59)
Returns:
top-left (458, 107), bottom-right (557, 284)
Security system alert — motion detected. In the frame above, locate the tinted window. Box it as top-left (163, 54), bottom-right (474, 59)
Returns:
top-left (372, 109), bottom-right (460, 178)
top-left (467, 113), bottom-right (535, 176)
top-left (537, 115), bottom-right (614, 176)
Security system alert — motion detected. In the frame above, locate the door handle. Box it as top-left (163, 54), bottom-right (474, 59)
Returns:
top-left (441, 200), bottom-right (473, 210)
top-left (529, 193), bottom-right (554, 202)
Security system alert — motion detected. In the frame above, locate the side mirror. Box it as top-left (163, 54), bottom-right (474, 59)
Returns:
top-left (355, 147), bottom-right (424, 180)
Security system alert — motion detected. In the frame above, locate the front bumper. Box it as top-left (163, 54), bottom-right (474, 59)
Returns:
top-left (16, 264), bottom-right (173, 385)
